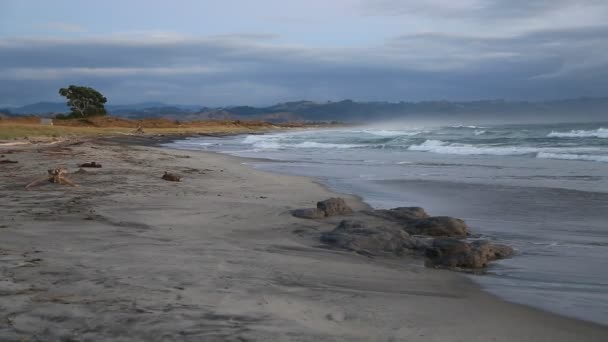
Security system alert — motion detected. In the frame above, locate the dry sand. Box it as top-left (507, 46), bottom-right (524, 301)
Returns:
top-left (1, 137), bottom-right (607, 341)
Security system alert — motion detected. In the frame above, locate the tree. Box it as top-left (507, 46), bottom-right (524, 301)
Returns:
top-left (58, 85), bottom-right (108, 117)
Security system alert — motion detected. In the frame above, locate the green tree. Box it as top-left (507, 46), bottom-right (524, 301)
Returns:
top-left (58, 85), bottom-right (108, 117)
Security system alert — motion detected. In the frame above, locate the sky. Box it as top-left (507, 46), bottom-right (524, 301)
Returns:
top-left (1, 0), bottom-right (607, 106)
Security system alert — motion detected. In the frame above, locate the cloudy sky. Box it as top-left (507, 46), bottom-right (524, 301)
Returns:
top-left (1, 0), bottom-right (607, 106)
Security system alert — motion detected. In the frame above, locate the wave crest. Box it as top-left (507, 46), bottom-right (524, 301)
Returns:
top-left (547, 128), bottom-right (608, 138)
top-left (536, 152), bottom-right (608, 163)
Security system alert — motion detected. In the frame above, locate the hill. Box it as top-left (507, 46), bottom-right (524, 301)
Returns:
top-left (7, 97), bottom-right (608, 123)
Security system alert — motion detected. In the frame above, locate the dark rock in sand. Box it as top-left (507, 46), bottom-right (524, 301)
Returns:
top-left (410, 216), bottom-right (468, 238)
top-left (292, 208), bottom-right (326, 219)
top-left (425, 238), bottom-right (513, 269)
top-left (321, 220), bottom-right (413, 256)
top-left (79, 162), bottom-right (102, 168)
top-left (162, 172), bottom-right (181, 182)
top-left (317, 197), bottom-right (353, 217)
top-left (0, 159), bottom-right (18, 164)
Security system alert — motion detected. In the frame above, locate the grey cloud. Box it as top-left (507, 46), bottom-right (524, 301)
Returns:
top-left (361, 0), bottom-right (607, 19)
top-left (0, 26), bottom-right (607, 106)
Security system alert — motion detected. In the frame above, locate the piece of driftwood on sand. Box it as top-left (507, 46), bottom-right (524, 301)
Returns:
top-left (25, 168), bottom-right (79, 190)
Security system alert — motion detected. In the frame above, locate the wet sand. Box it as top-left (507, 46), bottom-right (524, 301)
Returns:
top-left (1, 137), bottom-right (607, 341)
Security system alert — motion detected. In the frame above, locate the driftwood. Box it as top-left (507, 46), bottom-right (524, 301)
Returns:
top-left (25, 168), bottom-right (79, 190)
top-left (162, 172), bottom-right (181, 182)
top-left (133, 124), bottom-right (145, 135)
top-left (79, 162), bottom-right (102, 168)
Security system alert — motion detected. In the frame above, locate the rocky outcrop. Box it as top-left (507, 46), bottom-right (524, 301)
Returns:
top-left (368, 208), bottom-right (467, 238)
top-left (410, 216), bottom-right (468, 238)
top-left (299, 199), bottom-right (512, 270)
top-left (321, 220), bottom-right (413, 256)
top-left (317, 198), bottom-right (353, 217)
top-left (292, 197), bottom-right (353, 219)
top-left (425, 238), bottom-right (513, 269)
top-left (370, 207), bottom-right (429, 222)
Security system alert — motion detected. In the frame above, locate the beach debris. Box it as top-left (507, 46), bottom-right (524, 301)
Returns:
top-left (79, 161), bottom-right (102, 168)
top-left (425, 238), bottom-right (513, 270)
top-left (317, 198), bottom-right (353, 217)
top-left (25, 168), bottom-right (79, 190)
top-left (321, 220), bottom-right (414, 256)
top-left (162, 172), bottom-right (181, 182)
top-left (0, 159), bottom-right (18, 164)
top-left (292, 208), bottom-right (326, 219)
top-left (133, 123), bottom-right (145, 135)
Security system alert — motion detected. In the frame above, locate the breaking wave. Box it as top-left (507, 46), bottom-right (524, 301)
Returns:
top-left (537, 152), bottom-right (608, 163)
top-left (408, 140), bottom-right (539, 156)
top-left (408, 140), bottom-right (604, 160)
top-left (547, 128), bottom-right (608, 138)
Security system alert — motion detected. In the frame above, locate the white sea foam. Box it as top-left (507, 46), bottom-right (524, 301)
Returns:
top-left (474, 130), bottom-right (487, 136)
top-left (242, 135), bottom-right (364, 150)
top-left (355, 129), bottom-right (422, 137)
top-left (408, 139), bottom-right (603, 157)
top-left (547, 128), bottom-right (608, 138)
top-left (408, 140), bottom-right (534, 155)
top-left (293, 141), bottom-right (363, 149)
top-left (450, 125), bottom-right (487, 129)
top-left (536, 152), bottom-right (608, 163)
top-left (242, 134), bottom-right (281, 144)
top-left (253, 141), bottom-right (282, 149)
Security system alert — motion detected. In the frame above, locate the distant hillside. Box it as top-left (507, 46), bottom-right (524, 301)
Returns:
top-left (10, 102), bottom-right (69, 115)
top-left (8, 97), bottom-right (608, 123)
top-left (7, 102), bottom-right (202, 115)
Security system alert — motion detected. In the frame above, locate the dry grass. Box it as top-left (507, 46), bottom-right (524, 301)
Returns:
top-left (0, 116), bottom-right (285, 140)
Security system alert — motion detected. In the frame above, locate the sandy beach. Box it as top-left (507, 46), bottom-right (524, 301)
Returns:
top-left (1, 136), bottom-right (607, 342)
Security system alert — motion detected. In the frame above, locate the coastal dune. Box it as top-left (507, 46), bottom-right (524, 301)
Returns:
top-left (1, 137), bottom-right (607, 341)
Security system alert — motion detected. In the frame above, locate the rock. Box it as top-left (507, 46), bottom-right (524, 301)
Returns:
top-left (425, 238), bottom-right (513, 269)
top-left (410, 216), bottom-right (468, 237)
top-left (371, 207), bottom-right (429, 222)
top-left (325, 312), bottom-right (346, 322)
top-left (321, 220), bottom-right (413, 256)
top-left (79, 162), bottom-right (102, 168)
top-left (367, 208), bottom-right (466, 237)
top-left (162, 172), bottom-right (181, 182)
top-left (292, 208), bottom-right (325, 219)
top-left (471, 240), bottom-right (514, 260)
top-left (0, 159), bottom-right (18, 164)
top-left (317, 198), bottom-right (353, 217)
top-left (410, 236), bottom-right (435, 250)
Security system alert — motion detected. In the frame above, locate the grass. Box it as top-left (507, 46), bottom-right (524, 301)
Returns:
top-left (0, 119), bottom-right (281, 140)
top-left (0, 123), bottom-right (131, 140)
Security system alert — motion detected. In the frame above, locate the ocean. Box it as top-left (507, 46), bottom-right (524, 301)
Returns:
top-left (165, 121), bottom-right (608, 325)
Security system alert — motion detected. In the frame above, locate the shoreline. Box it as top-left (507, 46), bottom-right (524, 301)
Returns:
top-left (1, 136), bottom-right (607, 340)
top-left (163, 134), bottom-right (608, 326)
